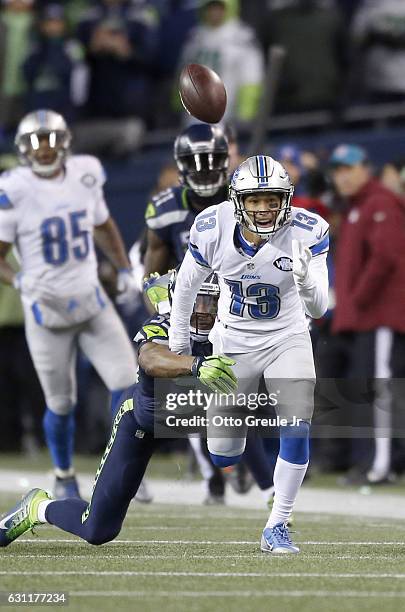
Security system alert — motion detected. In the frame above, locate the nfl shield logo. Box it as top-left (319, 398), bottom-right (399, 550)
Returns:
top-left (247, 263), bottom-right (255, 270)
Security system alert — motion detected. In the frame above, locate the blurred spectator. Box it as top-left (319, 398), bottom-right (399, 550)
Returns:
top-left (380, 158), bottom-right (405, 196)
top-left (73, 0), bottom-right (159, 154)
top-left (0, 0), bottom-right (36, 131)
top-left (77, 0), bottom-right (159, 120)
top-left (329, 143), bottom-right (405, 483)
top-left (275, 143), bottom-right (331, 218)
top-left (178, 0), bottom-right (264, 123)
top-left (224, 122), bottom-right (244, 172)
top-left (153, 0), bottom-right (199, 127)
top-left (351, 0), bottom-right (405, 103)
top-left (23, 3), bottom-right (86, 121)
top-left (258, 0), bottom-right (347, 113)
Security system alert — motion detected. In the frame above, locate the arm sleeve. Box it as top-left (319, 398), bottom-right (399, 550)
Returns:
top-left (168, 250), bottom-right (211, 354)
top-left (0, 189), bottom-right (18, 243)
top-left (295, 252), bottom-right (329, 319)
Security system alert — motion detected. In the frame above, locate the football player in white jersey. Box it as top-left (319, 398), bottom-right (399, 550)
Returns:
top-left (169, 155), bottom-right (329, 553)
top-left (0, 110), bottom-right (138, 499)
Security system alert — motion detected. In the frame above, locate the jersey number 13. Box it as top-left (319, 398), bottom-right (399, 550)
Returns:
top-left (224, 280), bottom-right (281, 320)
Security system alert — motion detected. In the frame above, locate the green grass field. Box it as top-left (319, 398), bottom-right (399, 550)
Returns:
top-left (1, 493), bottom-right (405, 612)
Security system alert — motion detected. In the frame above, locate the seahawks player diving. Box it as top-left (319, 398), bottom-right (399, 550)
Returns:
top-left (0, 272), bottom-right (237, 547)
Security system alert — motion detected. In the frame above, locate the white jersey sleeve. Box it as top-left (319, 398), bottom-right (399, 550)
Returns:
top-left (0, 180), bottom-right (19, 243)
top-left (78, 155), bottom-right (109, 226)
top-left (290, 207), bottom-right (329, 319)
top-left (168, 205), bottom-right (218, 354)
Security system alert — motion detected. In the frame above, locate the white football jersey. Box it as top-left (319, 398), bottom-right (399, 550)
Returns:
top-left (188, 201), bottom-right (329, 353)
top-left (0, 155), bottom-right (109, 296)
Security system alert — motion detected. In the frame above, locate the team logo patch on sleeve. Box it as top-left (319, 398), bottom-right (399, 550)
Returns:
top-left (0, 190), bottom-right (12, 209)
top-left (145, 202), bottom-right (156, 220)
top-left (273, 257), bottom-right (293, 272)
top-left (81, 174), bottom-right (96, 188)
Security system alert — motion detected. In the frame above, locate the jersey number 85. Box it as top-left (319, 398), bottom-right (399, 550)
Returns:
top-left (41, 211), bottom-right (89, 266)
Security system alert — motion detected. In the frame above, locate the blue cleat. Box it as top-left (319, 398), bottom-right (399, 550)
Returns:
top-left (261, 522), bottom-right (299, 554)
top-left (54, 475), bottom-right (81, 499)
top-left (0, 488), bottom-right (52, 547)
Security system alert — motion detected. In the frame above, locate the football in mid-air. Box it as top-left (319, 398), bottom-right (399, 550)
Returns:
top-left (179, 63), bottom-right (227, 124)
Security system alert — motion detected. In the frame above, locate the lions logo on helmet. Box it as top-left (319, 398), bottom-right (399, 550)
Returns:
top-left (174, 124), bottom-right (229, 198)
top-left (15, 109), bottom-right (71, 178)
top-left (229, 155), bottom-right (294, 237)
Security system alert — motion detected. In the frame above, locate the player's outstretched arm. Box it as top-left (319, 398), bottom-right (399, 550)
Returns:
top-left (139, 341), bottom-right (194, 377)
top-left (292, 239), bottom-right (329, 319)
top-left (143, 229), bottom-right (171, 277)
top-left (169, 250), bottom-right (210, 354)
top-left (94, 217), bottom-right (131, 271)
top-left (139, 342), bottom-right (237, 393)
top-left (94, 217), bottom-right (139, 303)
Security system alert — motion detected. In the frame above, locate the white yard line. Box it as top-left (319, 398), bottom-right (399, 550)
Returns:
top-left (2, 554), bottom-right (399, 560)
top-left (1, 468), bottom-right (405, 519)
top-left (15, 538), bottom-right (405, 545)
top-left (1, 570), bottom-right (405, 578)
top-left (70, 590), bottom-right (405, 599)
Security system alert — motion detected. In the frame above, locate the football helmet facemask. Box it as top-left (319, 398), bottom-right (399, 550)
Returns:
top-left (15, 110), bottom-right (71, 178)
top-left (168, 269), bottom-right (219, 339)
top-left (229, 155), bottom-right (294, 237)
top-left (174, 124), bottom-right (229, 198)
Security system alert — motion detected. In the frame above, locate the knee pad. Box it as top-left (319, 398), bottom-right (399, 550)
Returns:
top-left (107, 365), bottom-right (137, 391)
top-left (46, 396), bottom-right (75, 416)
top-left (209, 452), bottom-right (243, 468)
top-left (207, 437), bottom-right (246, 459)
top-left (279, 420), bottom-right (310, 465)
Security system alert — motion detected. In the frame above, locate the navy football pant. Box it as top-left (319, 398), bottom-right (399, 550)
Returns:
top-left (46, 400), bottom-right (157, 545)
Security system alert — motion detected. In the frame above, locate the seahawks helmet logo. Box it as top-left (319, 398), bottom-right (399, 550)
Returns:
top-left (273, 257), bottom-right (293, 272)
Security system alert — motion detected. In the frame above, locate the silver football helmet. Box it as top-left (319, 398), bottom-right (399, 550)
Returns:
top-left (229, 155), bottom-right (294, 236)
top-left (15, 110), bottom-right (71, 177)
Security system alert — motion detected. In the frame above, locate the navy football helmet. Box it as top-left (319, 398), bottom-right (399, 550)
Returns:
top-left (174, 124), bottom-right (229, 198)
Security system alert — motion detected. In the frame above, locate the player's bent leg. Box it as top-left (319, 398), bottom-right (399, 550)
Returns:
top-left (43, 396), bottom-right (81, 499)
top-left (78, 300), bottom-right (137, 394)
top-left (45, 399), bottom-right (157, 545)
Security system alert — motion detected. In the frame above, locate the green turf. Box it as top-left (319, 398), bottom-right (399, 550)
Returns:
top-left (1, 494), bottom-right (405, 612)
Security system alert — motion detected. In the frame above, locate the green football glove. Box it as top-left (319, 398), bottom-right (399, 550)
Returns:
top-left (191, 355), bottom-right (237, 394)
top-left (143, 272), bottom-right (170, 313)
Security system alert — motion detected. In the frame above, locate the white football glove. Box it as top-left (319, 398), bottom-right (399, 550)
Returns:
top-left (292, 239), bottom-right (312, 287)
top-left (116, 268), bottom-right (139, 305)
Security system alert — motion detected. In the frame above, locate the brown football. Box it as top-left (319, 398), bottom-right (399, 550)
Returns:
top-left (179, 63), bottom-right (227, 124)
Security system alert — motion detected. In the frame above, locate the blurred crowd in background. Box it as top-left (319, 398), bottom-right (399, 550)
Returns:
top-left (1, 0), bottom-right (405, 149)
top-left (1, 0), bottom-right (405, 488)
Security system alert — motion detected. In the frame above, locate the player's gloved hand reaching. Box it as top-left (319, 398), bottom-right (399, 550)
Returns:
top-left (143, 272), bottom-right (171, 314)
top-left (116, 268), bottom-right (139, 305)
top-left (191, 355), bottom-right (237, 394)
top-left (292, 239), bottom-right (312, 288)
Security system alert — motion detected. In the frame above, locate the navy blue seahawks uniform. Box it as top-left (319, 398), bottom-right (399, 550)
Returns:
top-left (145, 185), bottom-right (228, 265)
top-left (42, 315), bottom-right (274, 545)
top-left (132, 312), bottom-right (211, 432)
top-left (43, 314), bottom-right (214, 545)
